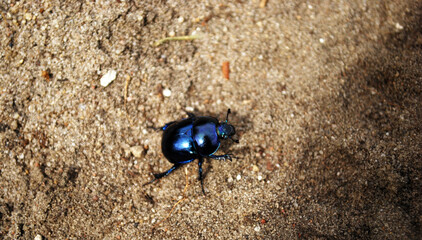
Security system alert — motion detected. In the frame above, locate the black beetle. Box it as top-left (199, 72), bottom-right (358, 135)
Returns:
top-left (144, 109), bottom-right (239, 194)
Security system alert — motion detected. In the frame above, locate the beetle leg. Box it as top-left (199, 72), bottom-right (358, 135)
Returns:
top-left (143, 164), bottom-right (181, 186)
top-left (209, 154), bottom-right (234, 161)
top-left (198, 157), bottom-right (206, 195)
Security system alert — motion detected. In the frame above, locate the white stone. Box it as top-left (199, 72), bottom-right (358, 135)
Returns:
top-left (395, 22), bottom-right (403, 30)
top-left (163, 88), bottom-right (172, 97)
top-left (130, 145), bottom-right (144, 158)
top-left (100, 70), bottom-right (117, 87)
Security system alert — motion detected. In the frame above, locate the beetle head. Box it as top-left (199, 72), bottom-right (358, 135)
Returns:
top-left (217, 109), bottom-right (239, 143)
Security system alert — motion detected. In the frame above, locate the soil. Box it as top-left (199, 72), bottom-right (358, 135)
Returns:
top-left (1, 1), bottom-right (421, 239)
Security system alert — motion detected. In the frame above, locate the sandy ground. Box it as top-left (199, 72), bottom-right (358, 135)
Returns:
top-left (1, 0), bottom-right (421, 239)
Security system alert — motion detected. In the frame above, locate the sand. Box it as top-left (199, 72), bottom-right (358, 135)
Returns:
top-left (0, 1), bottom-right (421, 239)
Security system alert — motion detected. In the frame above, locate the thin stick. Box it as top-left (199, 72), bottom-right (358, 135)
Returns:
top-left (124, 74), bottom-right (134, 126)
top-left (259, 0), bottom-right (268, 8)
top-left (182, 166), bottom-right (189, 195)
top-left (153, 35), bottom-right (201, 47)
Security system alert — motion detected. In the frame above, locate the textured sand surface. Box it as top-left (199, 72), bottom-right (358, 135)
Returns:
top-left (1, 1), bottom-right (421, 239)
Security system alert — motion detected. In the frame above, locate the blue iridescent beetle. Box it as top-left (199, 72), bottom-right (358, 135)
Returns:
top-left (144, 109), bottom-right (239, 194)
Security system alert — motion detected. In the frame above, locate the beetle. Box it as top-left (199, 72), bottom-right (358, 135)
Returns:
top-left (144, 109), bottom-right (239, 194)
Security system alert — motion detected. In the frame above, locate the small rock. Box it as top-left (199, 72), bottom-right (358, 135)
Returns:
top-left (10, 120), bottom-right (18, 130)
top-left (34, 234), bottom-right (43, 240)
top-left (130, 145), bottom-right (144, 158)
top-left (162, 88), bottom-right (171, 97)
top-left (25, 13), bottom-right (33, 21)
top-left (100, 70), bottom-right (117, 87)
top-left (395, 22), bottom-right (403, 30)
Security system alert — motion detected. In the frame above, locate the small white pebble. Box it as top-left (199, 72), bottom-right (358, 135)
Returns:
top-left (34, 235), bottom-right (42, 240)
top-left (130, 146), bottom-right (144, 158)
top-left (395, 22), bottom-right (403, 30)
top-left (258, 175), bottom-right (263, 181)
top-left (178, 16), bottom-right (184, 23)
top-left (308, 4), bottom-right (313, 9)
top-left (151, 218), bottom-right (156, 224)
top-left (254, 226), bottom-right (261, 232)
top-left (25, 13), bottom-right (32, 21)
top-left (169, 31), bottom-right (175, 37)
top-left (100, 70), bottom-right (117, 87)
top-left (385, 132), bottom-right (389, 136)
top-left (163, 88), bottom-right (172, 97)
top-left (185, 106), bottom-right (194, 112)
top-left (319, 38), bottom-right (325, 43)
top-left (236, 174), bottom-right (241, 181)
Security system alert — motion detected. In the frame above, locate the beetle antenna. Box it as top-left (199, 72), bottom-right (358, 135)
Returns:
top-left (229, 136), bottom-right (239, 143)
top-left (225, 109), bottom-right (231, 123)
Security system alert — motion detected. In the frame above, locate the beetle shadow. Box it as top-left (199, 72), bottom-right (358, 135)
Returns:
top-left (255, 8), bottom-right (422, 238)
